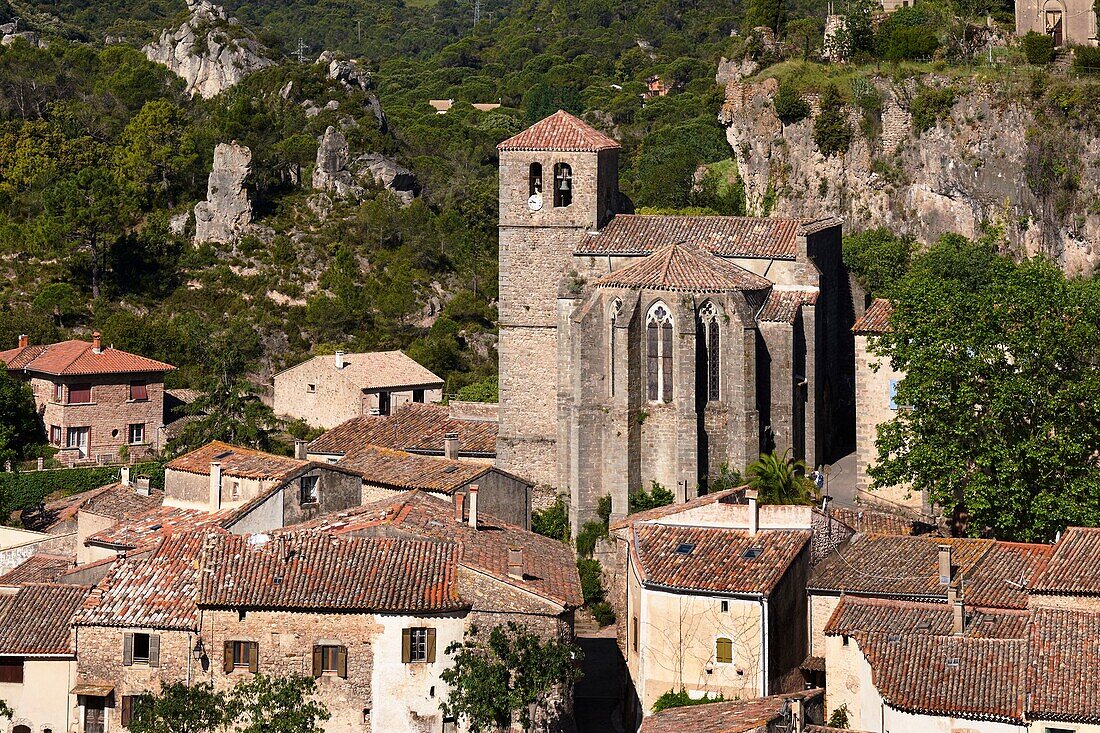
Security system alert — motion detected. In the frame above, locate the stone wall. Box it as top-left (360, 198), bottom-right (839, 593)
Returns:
top-left (273, 359), bottom-right (368, 429)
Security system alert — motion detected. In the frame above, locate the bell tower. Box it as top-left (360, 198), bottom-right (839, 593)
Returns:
top-left (496, 111), bottom-right (621, 487)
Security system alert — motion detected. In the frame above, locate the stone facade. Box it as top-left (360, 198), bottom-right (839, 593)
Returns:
top-left (1016, 0), bottom-right (1098, 47)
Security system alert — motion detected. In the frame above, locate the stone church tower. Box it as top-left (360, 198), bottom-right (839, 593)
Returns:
top-left (496, 112), bottom-right (854, 529)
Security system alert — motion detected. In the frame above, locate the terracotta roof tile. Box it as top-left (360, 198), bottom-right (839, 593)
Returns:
top-left (639, 690), bottom-right (823, 733)
top-left (963, 541), bottom-right (1052, 609)
top-left (0, 339), bottom-right (174, 376)
top-left (823, 596), bottom-right (1030, 639)
top-left (274, 350), bottom-right (443, 390)
top-left (0, 583), bottom-right (90, 654)
top-left (338, 445), bottom-right (493, 494)
top-left (578, 215), bottom-right (814, 259)
top-left (595, 243), bottom-right (772, 293)
top-left (757, 289), bottom-right (818, 323)
top-left (18, 483), bottom-right (117, 532)
top-left (827, 506), bottom-right (939, 537)
top-left (852, 298), bottom-right (893, 334)
top-left (80, 483), bottom-right (164, 521)
top-left (167, 441), bottom-right (309, 481)
top-left (1032, 526), bottom-right (1100, 595)
top-left (0, 554), bottom-right (73, 586)
top-left (86, 503), bottom-right (235, 550)
top-left (632, 524), bottom-right (810, 596)
top-left (610, 487), bottom-right (746, 531)
top-left (307, 403), bottom-right (497, 457)
top-left (200, 533), bottom-right (465, 613)
top-left (497, 110), bottom-right (620, 152)
top-left (1027, 607), bottom-right (1100, 722)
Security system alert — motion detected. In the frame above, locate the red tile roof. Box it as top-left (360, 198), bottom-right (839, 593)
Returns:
top-left (291, 491), bottom-right (582, 609)
top-left (756, 289), bottom-right (818, 323)
top-left (639, 690), bottom-right (824, 733)
top-left (18, 483), bottom-right (117, 532)
top-left (631, 524), bottom-right (810, 596)
top-left (610, 486), bottom-right (746, 532)
top-left (0, 583), bottom-right (90, 654)
top-left (577, 215), bottom-right (819, 259)
top-left (497, 110), bottom-right (620, 152)
top-left (200, 533), bottom-right (465, 613)
top-left (0, 554), bottom-right (73, 585)
top-left (1027, 607), bottom-right (1100, 723)
top-left (85, 503), bottom-right (235, 550)
top-left (1032, 526), bottom-right (1100, 595)
top-left (273, 350), bottom-right (443, 390)
top-left (963, 541), bottom-right (1052, 609)
top-left (167, 441), bottom-right (310, 481)
top-left (852, 298), bottom-right (893, 334)
top-left (307, 403), bottom-right (498, 457)
top-left (0, 339), bottom-right (174, 376)
top-left (80, 483), bottom-right (164, 521)
top-left (595, 243), bottom-right (772, 293)
top-left (827, 506), bottom-right (938, 537)
top-left (338, 445), bottom-right (497, 494)
top-left (75, 533), bottom-right (206, 630)
top-left (823, 596), bottom-right (1030, 640)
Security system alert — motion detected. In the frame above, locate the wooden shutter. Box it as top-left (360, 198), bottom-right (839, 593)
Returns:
top-left (716, 637), bottom-right (733, 664)
top-left (401, 629), bottom-right (411, 663)
top-left (148, 634), bottom-right (160, 668)
top-left (223, 641), bottom-right (234, 673)
top-left (646, 321), bottom-right (659, 401)
top-left (426, 629), bottom-right (437, 663)
top-left (122, 633), bottom-right (133, 666)
top-left (661, 322), bottom-right (673, 401)
top-left (121, 696), bottom-right (132, 728)
top-left (248, 641), bottom-right (259, 673)
top-left (337, 646), bottom-right (348, 678)
top-left (312, 646), bottom-right (323, 678)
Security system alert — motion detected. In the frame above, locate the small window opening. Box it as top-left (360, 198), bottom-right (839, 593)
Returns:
top-left (715, 637), bottom-right (733, 664)
top-left (553, 163), bottom-right (572, 207)
top-left (529, 163), bottom-right (542, 196)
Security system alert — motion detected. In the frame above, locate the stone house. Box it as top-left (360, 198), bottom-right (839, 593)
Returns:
top-left (638, 689), bottom-right (825, 733)
top-left (0, 333), bottom-right (175, 462)
top-left (0, 583), bottom-right (90, 733)
top-left (1016, 0), bottom-right (1098, 47)
top-left (495, 111), bottom-right (855, 530)
top-left (273, 351), bottom-right (444, 429)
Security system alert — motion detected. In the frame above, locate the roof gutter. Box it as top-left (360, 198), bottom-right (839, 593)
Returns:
top-left (641, 581), bottom-right (766, 601)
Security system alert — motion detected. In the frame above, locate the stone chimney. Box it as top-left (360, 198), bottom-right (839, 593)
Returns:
top-left (789, 696), bottom-right (804, 732)
top-left (335, 350), bottom-right (346, 369)
top-left (454, 492), bottom-right (466, 522)
top-left (507, 548), bottom-right (524, 580)
top-left (120, 465), bottom-right (130, 487)
top-left (209, 461), bottom-right (222, 510)
top-left (294, 440), bottom-right (308, 460)
top-left (938, 544), bottom-right (953, 585)
top-left (92, 331), bottom-right (103, 354)
top-left (444, 432), bottom-right (459, 461)
top-left (467, 484), bottom-right (479, 529)
top-left (135, 476), bottom-right (151, 496)
top-left (951, 585), bottom-right (966, 635)
top-left (17, 334), bottom-right (27, 348)
top-left (746, 488), bottom-right (759, 536)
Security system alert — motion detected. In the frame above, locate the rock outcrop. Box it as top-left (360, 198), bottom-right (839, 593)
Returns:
top-left (316, 52), bottom-right (387, 131)
top-left (1, 19), bottom-right (41, 47)
top-left (312, 126), bottom-right (418, 205)
top-left (721, 74), bottom-right (1100, 274)
top-left (194, 142), bottom-right (253, 244)
top-left (143, 0), bottom-right (272, 98)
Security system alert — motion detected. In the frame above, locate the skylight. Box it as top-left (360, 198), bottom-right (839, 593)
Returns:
top-left (742, 547), bottom-right (763, 560)
top-left (675, 543), bottom-right (696, 555)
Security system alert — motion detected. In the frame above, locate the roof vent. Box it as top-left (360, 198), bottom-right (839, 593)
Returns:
top-left (916, 621), bottom-right (932, 631)
top-left (149, 524), bottom-right (162, 531)
top-left (946, 657), bottom-right (960, 668)
top-left (443, 465), bottom-right (459, 474)
top-left (742, 547), bottom-right (763, 560)
top-left (272, 575), bottom-right (283, 585)
top-left (675, 543), bottom-right (696, 555)
top-left (888, 633), bottom-right (901, 643)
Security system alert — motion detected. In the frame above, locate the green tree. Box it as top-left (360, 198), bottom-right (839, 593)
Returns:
top-left (744, 0), bottom-right (786, 32)
top-left (784, 18), bottom-right (822, 59)
top-left (870, 235), bottom-right (1100, 541)
top-left (229, 674), bottom-right (330, 733)
top-left (747, 449), bottom-right (814, 504)
top-left (773, 78), bottom-right (810, 124)
top-left (440, 622), bottom-right (582, 733)
top-left (114, 100), bottom-right (198, 208)
top-left (129, 682), bottom-right (230, 733)
top-left (812, 83), bottom-right (852, 158)
top-left (0, 369), bottom-right (42, 466)
top-left (531, 496), bottom-right (570, 542)
top-left (629, 481), bottom-right (675, 512)
top-left (32, 283), bottom-right (81, 326)
top-left (845, 0), bottom-right (879, 55)
top-left (842, 228), bottom-right (915, 297)
top-left (828, 703), bottom-right (851, 728)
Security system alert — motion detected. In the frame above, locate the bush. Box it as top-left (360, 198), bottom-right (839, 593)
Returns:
top-left (773, 78), bottom-right (810, 124)
top-left (455, 375), bottom-right (498, 403)
top-left (911, 87), bottom-right (957, 133)
top-left (596, 494), bottom-right (612, 525)
top-left (576, 558), bottom-right (605, 605)
top-left (1023, 31), bottom-right (1055, 64)
top-left (575, 520), bottom-right (607, 558)
top-left (843, 228), bottom-right (916, 297)
top-left (532, 497), bottom-right (570, 541)
top-left (589, 602), bottom-right (616, 627)
top-left (1074, 46), bottom-right (1100, 74)
top-left (882, 26), bottom-right (940, 61)
top-left (652, 688), bottom-right (725, 713)
top-left (828, 703), bottom-right (851, 728)
top-left (812, 83), bottom-right (852, 157)
top-left (629, 481), bottom-right (675, 513)
top-left (0, 461), bottom-right (165, 520)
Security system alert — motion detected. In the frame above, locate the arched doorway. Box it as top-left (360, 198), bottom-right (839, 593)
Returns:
top-left (13, 724), bottom-right (31, 733)
top-left (1043, 0), bottom-right (1065, 46)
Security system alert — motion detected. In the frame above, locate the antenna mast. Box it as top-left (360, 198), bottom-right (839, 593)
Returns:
top-left (295, 38), bottom-right (307, 64)
top-left (474, 0), bottom-right (481, 25)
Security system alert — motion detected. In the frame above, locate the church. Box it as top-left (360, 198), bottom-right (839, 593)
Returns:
top-left (495, 111), bottom-right (856, 528)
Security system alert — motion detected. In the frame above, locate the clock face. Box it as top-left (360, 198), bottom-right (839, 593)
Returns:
top-left (528, 193), bottom-right (543, 211)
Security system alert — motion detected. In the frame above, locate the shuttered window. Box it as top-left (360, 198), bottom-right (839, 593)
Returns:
top-left (312, 645), bottom-right (347, 678)
top-left (0, 658), bottom-right (23, 683)
top-left (123, 633), bottom-right (160, 667)
top-left (401, 628), bottom-right (436, 664)
top-left (224, 641), bottom-right (259, 673)
top-left (69, 383), bottom-right (92, 403)
top-left (716, 637), bottom-right (733, 664)
top-left (120, 696), bottom-right (135, 728)
top-left (129, 381), bottom-right (148, 401)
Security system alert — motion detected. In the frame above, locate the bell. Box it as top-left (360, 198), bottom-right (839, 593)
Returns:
top-left (559, 179), bottom-right (571, 191)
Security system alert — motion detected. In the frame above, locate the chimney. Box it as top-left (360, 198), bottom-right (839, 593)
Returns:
top-left (135, 476), bottom-right (151, 496)
top-left (507, 547), bottom-right (524, 580)
top-left (294, 440), bottom-right (308, 460)
top-left (209, 461), bottom-right (222, 510)
top-left (745, 488), bottom-right (759, 536)
top-left (938, 544), bottom-right (953, 585)
top-left (789, 696), bottom-right (804, 733)
top-left (17, 334), bottom-right (27, 349)
top-left (467, 484), bottom-right (479, 529)
top-left (444, 432), bottom-right (459, 461)
top-left (952, 586), bottom-right (966, 635)
top-left (92, 331), bottom-right (103, 354)
top-left (335, 350), bottom-right (346, 369)
top-left (454, 492), bottom-right (466, 522)
top-left (120, 465), bottom-right (131, 487)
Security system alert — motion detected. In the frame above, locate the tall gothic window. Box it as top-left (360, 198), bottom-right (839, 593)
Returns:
top-left (647, 302), bottom-right (673, 402)
top-left (609, 298), bottom-right (623, 397)
top-left (699, 302), bottom-right (720, 402)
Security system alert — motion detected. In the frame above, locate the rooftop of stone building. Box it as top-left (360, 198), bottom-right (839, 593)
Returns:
top-left (824, 596), bottom-right (1030, 640)
top-left (497, 109), bottom-right (620, 152)
top-left (852, 297), bottom-right (893, 334)
top-left (273, 349), bottom-right (443, 390)
top-left (0, 336), bottom-right (175, 375)
top-left (0, 583), bottom-right (91, 655)
top-left (639, 689), bottom-right (823, 733)
top-left (307, 402), bottom-right (498, 457)
top-left (0, 554), bottom-right (73, 586)
top-left (167, 440), bottom-right (309, 481)
top-left (80, 481), bottom-right (164, 521)
top-left (336, 444), bottom-right (513, 494)
top-left (1031, 526), bottom-right (1100, 595)
top-left (756, 288), bottom-right (819, 323)
top-left (595, 242), bottom-right (772, 293)
top-left (85, 502), bottom-right (236, 551)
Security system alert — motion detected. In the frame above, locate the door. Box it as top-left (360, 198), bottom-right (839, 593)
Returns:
top-left (1046, 9), bottom-right (1064, 46)
top-left (67, 426), bottom-right (90, 458)
top-left (84, 699), bottom-right (105, 733)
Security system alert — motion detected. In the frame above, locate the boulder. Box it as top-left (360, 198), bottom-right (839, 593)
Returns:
top-left (311, 126), bottom-right (419, 205)
top-left (194, 142), bottom-right (253, 244)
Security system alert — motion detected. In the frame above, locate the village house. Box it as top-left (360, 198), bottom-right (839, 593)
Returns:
top-left (273, 350), bottom-right (444, 429)
top-left (0, 333), bottom-right (175, 462)
top-left (638, 689), bottom-right (826, 733)
top-left (1016, 0), bottom-right (1098, 47)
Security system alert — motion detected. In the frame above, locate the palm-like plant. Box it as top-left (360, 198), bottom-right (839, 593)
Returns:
top-left (747, 449), bottom-right (815, 505)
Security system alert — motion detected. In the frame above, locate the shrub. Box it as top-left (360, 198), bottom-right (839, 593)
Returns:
top-left (652, 688), bottom-right (725, 713)
top-left (828, 703), bottom-right (851, 728)
top-left (575, 520), bottom-right (607, 558)
top-left (577, 558), bottom-right (605, 605)
top-left (0, 461), bottom-right (165, 520)
top-left (813, 83), bottom-right (852, 157)
top-left (882, 26), bottom-right (940, 61)
top-left (1022, 31), bottom-right (1055, 64)
top-left (773, 78), bottom-right (810, 124)
top-left (911, 87), bottom-right (956, 134)
top-left (589, 602), bottom-right (616, 627)
top-left (596, 494), bottom-right (612, 525)
top-left (629, 481), bottom-right (675, 513)
top-left (455, 374), bottom-right (498, 402)
top-left (532, 496), bottom-right (570, 541)
top-left (1074, 46), bottom-right (1100, 74)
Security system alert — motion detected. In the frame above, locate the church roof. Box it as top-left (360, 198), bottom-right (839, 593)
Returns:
top-left (498, 110), bottom-right (620, 152)
top-left (578, 214), bottom-right (817, 259)
top-left (594, 242), bottom-right (771, 293)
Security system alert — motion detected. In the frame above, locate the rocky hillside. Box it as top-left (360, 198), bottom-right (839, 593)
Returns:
top-left (721, 66), bottom-right (1100, 274)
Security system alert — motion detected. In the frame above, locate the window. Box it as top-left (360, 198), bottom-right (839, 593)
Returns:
top-left (69, 383), bottom-right (92, 403)
top-left (300, 475), bottom-right (319, 505)
top-left (128, 423), bottom-right (145, 445)
top-left (224, 641), bottom-right (259, 673)
top-left (50, 425), bottom-right (62, 446)
top-left (54, 383), bottom-right (63, 402)
top-left (306, 383), bottom-right (316, 393)
top-left (699, 302), bottom-right (720, 402)
top-left (632, 617), bottom-right (638, 652)
top-left (609, 299), bottom-right (622, 397)
top-left (231, 480), bottom-right (241, 501)
top-left (529, 162), bottom-right (543, 196)
top-left (129, 380), bottom-right (148, 401)
top-left (312, 644), bottom-right (347, 678)
top-left (377, 391), bottom-right (391, 416)
top-left (842, 634), bottom-right (850, 647)
top-left (646, 303), bottom-right (674, 402)
top-left (123, 632), bottom-right (159, 667)
top-left (715, 637), bottom-right (733, 664)
top-left (413, 389), bottom-right (425, 403)
top-left (402, 627), bottom-right (436, 664)
top-left (889, 380), bottom-right (898, 410)
top-left (720, 600), bottom-right (730, 613)
top-left (442, 718), bottom-right (458, 733)
top-left (553, 163), bottom-right (572, 207)
top-left (0, 657), bottom-right (23, 683)
top-left (66, 426), bottom-right (90, 452)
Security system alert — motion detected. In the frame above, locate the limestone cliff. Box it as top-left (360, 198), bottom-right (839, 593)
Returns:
top-left (721, 74), bottom-right (1100, 274)
top-left (194, 141), bottom-right (252, 244)
top-left (143, 0), bottom-right (273, 99)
